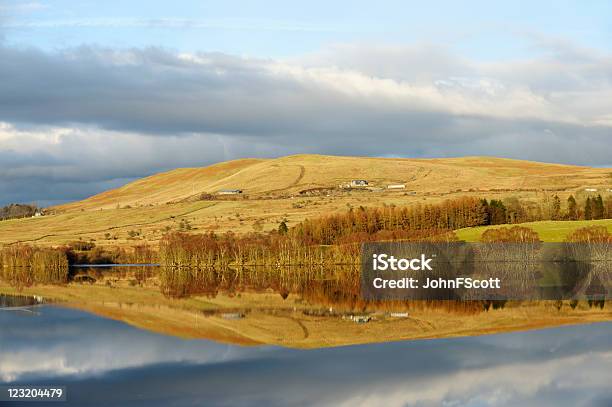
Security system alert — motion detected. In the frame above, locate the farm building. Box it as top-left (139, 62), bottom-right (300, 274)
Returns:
top-left (220, 312), bottom-right (245, 320)
top-left (584, 188), bottom-right (598, 192)
top-left (217, 189), bottom-right (243, 195)
top-left (387, 184), bottom-right (406, 189)
top-left (349, 315), bottom-right (371, 323)
top-left (350, 180), bottom-right (369, 187)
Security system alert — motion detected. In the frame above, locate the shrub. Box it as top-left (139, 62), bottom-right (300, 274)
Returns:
top-left (68, 240), bottom-right (96, 251)
top-left (566, 226), bottom-right (611, 243)
top-left (481, 226), bottom-right (540, 243)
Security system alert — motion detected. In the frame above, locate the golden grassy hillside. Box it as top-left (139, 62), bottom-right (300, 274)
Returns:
top-left (57, 158), bottom-right (265, 210)
top-left (55, 154), bottom-right (611, 211)
top-left (1, 154), bottom-right (610, 247)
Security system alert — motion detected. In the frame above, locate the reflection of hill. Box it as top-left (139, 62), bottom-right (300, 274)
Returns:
top-left (1, 282), bottom-right (610, 348)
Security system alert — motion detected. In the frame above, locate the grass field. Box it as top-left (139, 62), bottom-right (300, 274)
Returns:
top-left (456, 219), bottom-right (612, 242)
top-left (1, 154), bottom-right (610, 247)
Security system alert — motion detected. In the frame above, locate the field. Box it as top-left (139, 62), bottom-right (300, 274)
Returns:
top-left (457, 219), bottom-right (612, 242)
top-left (1, 154), bottom-right (610, 247)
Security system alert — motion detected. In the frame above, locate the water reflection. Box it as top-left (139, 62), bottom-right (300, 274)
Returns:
top-left (0, 293), bottom-right (43, 308)
top-left (1, 305), bottom-right (610, 407)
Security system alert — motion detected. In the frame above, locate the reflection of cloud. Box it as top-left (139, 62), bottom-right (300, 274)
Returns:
top-left (1, 306), bottom-right (611, 406)
top-left (1, 353), bottom-right (80, 382)
top-left (0, 306), bottom-right (265, 382)
top-left (336, 352), bottom-right (612, 407)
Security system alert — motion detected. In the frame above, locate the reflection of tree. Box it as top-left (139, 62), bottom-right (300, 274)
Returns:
top-left (563, 242), bottom-right (611, 263)
top-left (458, 262), bottom-right (538, 300)
top-left (475, 242), bottom-right (541, 264)
top-left (568, 261), bottom-right (610, 300)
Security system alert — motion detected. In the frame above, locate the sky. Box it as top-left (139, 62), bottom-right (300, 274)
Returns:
top-left (0, 1), bottom-right (611, 205)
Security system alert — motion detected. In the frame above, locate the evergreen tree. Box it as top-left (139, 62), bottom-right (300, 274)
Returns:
top-left (567, 195), bottom-right (577, 220)
top-left (480, 199), bottom-right (491, 225)
top-left (593, 195), bottom-right (605, 219)
top-left (278, 220), bottom-right (289, 235)
top-left (488, 199), bottom-right (507, 225)
top-left (584, 197), bottom-right (592, 220)
top-left (551, 195), bottom-right (561, 220)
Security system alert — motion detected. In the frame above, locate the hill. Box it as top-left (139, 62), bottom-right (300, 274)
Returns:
top-left (1, 154), bottom-right (610, 247)
top-left (56, 154), bottom-right (610, 211)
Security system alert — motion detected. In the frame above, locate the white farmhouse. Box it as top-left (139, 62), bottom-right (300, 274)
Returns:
top-left (217, 189), bottom-right (243, 195)
top-left (350, 180), bottom-right (369, 187)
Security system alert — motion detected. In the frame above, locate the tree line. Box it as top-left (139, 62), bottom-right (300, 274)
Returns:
top-left (292, 195), bottom-right (612, 245)
top-left (0, 203), bottom-right (39, 221)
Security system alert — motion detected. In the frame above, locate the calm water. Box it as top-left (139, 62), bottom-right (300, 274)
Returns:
top-left (0, 303), bottom-right (610, 407)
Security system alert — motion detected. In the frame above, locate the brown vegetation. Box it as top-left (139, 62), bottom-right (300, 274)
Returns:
top-left (0, 245), bottom-right (68, 288)
top-left (566, 226), bottom-right (612, 243)
top-left (481, 226), bottom-right (541, 243)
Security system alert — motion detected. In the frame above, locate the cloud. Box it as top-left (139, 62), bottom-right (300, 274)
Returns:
top-left (0, 2), bottom-right (48, 14)
top-left (0, 122), bottom-right (257, 205)
top-left (0, 42), bottom-right (611, 205)
top-left (2, 17), bottom-right (342, 32)
top-left (3, 306), bottom-right (611, 406)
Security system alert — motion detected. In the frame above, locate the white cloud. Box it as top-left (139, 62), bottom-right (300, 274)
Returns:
top-left (336, 352), bottom-right (612, 407)
top-left (0, 41), bottom-right (611, 204)
top-left (2, 17), bottom-right (341, 32)
top-left (0, 2), bottom-right (48, 14)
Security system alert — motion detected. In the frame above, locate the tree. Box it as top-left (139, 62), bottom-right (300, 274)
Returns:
top-left (480, 199), bottom-right (491, 225)
top-left (503, 197), bottom-right (527, 224)
top-left (481, 226), bottom-right (540, 243)
top-left (567, 195), bottom-right (577, 220)
top-left (593, 195), bottom-right (605, 220)
top-left (487, 200), bottom-right (507, 225)
top-left (278, 221), bottom-right (288, 235)
top-left (0, 203), bottom-right (38, 221)
top-left (566, 226), bottom-right (611, 242)
top-left (584, 197), bottom-right (593, 220)
top-left (551, 195), bottom-right (561, 220)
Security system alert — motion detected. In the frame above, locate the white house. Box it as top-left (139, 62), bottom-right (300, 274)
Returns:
top-left (217, 189), bottom-right (243, 195)
top-left (387, 184), bottom-right (406, 189)
top-left (350, 180), bottom-right (369, 187)
top-left (584, 188), bottom-right (597, 192)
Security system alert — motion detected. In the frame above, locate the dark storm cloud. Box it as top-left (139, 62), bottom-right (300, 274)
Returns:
top-left (0, 45), bottom-right (318, 135)
top-left (0, 43), bottom-right (611, 205)
top-left (1, 43), bottom-right (610, 140)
